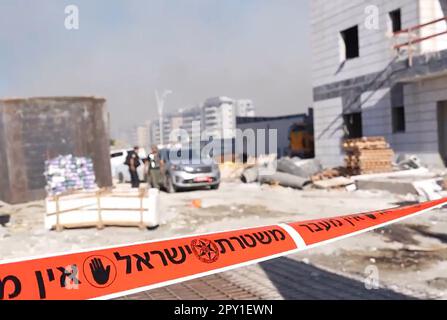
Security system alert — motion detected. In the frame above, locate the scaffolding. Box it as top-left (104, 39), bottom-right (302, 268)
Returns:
top-left (393, 16), bottom-right (447, 66)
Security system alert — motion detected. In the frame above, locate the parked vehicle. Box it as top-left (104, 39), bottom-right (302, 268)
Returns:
top-left (157, 148), bottom-right (220, 193)
top-left (110, 148), bottom-right (147, 183)
top-left (288, 122), bottom-right (314, 159)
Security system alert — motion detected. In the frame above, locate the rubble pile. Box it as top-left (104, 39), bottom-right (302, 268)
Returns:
top-left (277, 157), bottom-right (323, 179)
top-left (343, 136), bottom-right (394, 175)
top-left (311, 167), bottom-right (348, 182)
top-left (241, 156), bottom-right (322, 189)
top-left (219, 162), bottom-right (249, 181)
top-left (44, 155), bottom-right (97, 196)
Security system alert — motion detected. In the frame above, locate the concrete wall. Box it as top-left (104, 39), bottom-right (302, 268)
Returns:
top-left (399, 76), bottom-right (447, 166)
top-left (311, 0), bottom-right (447, 167)
top-left (313, 97), bottom-right (345, 167)
top-left (0, 97), bottom-right (112, 204)
top-left (311, 0), bottom-right (419, 88)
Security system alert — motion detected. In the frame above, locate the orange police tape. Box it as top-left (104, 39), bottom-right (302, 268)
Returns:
top-left (0, 197), bottom-right (446, 300)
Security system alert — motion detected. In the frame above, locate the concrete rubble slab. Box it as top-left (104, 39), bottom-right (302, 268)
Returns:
top-left (258, 171), bottom-right (310, 189)
top-left (313, 177), bottom-right (355, 189)
top-left (355, 171), bottom-right (444, 196)
top-left (277, 157), bottom-right (323, 178)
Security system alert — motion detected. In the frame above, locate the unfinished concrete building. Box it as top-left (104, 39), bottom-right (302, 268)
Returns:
top-left (0, 97), bottom-right (112, 204)
top-left (311, 0), bottom-right (447, 168)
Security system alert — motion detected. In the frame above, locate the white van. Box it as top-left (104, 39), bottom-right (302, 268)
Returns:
top-left (110, 148), bottom-right (147, 183)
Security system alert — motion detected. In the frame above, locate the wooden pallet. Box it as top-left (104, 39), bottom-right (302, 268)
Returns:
top-left (347, 167), bottom-right (393, 175)
top-left (343, 136), bottom-right (390, 151)
top-left (343, 136), bottom-right (394, 175)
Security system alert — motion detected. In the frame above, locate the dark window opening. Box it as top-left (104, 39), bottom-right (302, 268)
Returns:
top-left (391, 84), bottom-right (405, 133)
top-left (340, 26), bottom-right (359, 60)
top-left (389, 9), bottom-right (402, 33)
top-left (343, 112), bottom-right (363, 138)
top-left (392, 106), bottom-right (405, 133)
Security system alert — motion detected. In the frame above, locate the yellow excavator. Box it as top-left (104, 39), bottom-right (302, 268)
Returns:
top-left (288, 122), bottom-right (314, 159)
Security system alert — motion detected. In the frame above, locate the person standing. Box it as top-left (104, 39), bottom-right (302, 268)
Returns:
top-left (147, 145), bottom-right (162, 189)
top-left (125, 146), bottom-right (141, 188)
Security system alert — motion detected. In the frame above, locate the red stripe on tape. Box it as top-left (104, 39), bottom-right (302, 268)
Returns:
top-left (288, 198), bottom-right (447, 245)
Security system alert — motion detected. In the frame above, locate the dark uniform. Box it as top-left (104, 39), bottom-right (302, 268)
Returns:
top-left (126, 150), bottom-right (140, 188)
top-left (148, 151), bottom-right (161, 189)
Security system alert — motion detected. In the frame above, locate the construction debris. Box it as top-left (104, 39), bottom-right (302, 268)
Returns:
top-left (412, 179), bottom-right (444, 201)
top-left (396, 154), bottom-right (423, 170)
top-left (277, 157), bottom-right (323, 178)
top-left (311, 167), bottom-right (347, 182)
top-left (353, 166), bottom-right (445, 200)
top-left (258, 172), bottom-right (310, 189)
top-left (241, 166), bottom-right (259, 183)
top-left (256, 154), bottom-right (278, 173)
top-left (313, 177), bottom-right (355, 190)
top-left (219, 162), bottom-right (247, 181)
top-left (191, 199), bottom-right (202, 208)
top-left (241, 162), bottom-right (311, 189)
top-left (352, 167), bottom-right (430, 181)
top-left (0, 214), bottom-right (10, 227)
top-left (356, 178), bottom-right (418, 195)
top-left (343, 136), bottom-right (394, 175)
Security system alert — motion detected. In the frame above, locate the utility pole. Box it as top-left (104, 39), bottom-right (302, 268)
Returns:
top-left (155, 89), bottom-right (172, 146)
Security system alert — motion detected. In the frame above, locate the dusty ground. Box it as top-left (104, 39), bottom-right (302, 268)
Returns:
top-left (1, 182), bottom-right (447, 299)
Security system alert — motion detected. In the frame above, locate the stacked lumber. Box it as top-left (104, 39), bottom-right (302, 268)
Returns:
top-left (343, 136), bottom-right (394, 175)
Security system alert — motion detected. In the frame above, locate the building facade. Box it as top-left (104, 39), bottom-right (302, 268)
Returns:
top-left (136, 123), bottom-right (150, 150)
top-left (311, 0), bottom-right (447, 168)
top-left (179, 107), bottom-right (202, 143)
top-left (151, 97), bottom-right (256, 145)
top-left (202, 97), bottom-right (256, 140)
top-left (203, 97), bottom-right (237, 140)
top-left (150, 106), bottom-right (202, 145)
top-left (235, 99), bottom-right (256, 117)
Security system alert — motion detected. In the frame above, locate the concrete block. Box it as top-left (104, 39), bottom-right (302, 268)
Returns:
top-left (356, 178), bottom-right (417, 195)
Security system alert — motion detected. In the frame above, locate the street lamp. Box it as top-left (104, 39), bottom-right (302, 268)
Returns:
top-left (155, 89), bottom-right (172, 146)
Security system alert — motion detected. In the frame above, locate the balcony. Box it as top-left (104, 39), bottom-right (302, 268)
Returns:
top-left (392, 16), bottom-right (447, 82)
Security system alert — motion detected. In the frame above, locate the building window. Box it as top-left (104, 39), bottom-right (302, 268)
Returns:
top-left (389, 9), bottom-right (402, 33)
top-left (391, 84), bottom-right (405, 133)
top-left (392, 106), bottom-right (405, 133)
top-left (340, 26), bottom-right (359, 60)
top-left (343, 112), bottom-right (363, 138)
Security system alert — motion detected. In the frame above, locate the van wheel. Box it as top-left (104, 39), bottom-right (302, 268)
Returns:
top-left (211, 184), bottom-right (220, 190)
top-left (118, 172), bottom-right (124, 183)
top-left (166, 176), bottom-right (177, 193)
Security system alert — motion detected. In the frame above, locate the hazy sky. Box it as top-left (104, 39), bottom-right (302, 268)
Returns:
top-left (0, 0), bottom-right (311, 136)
